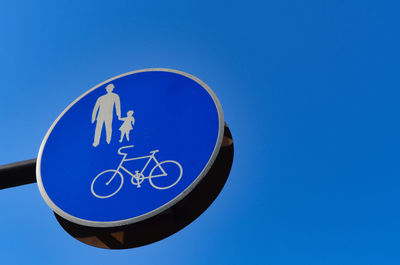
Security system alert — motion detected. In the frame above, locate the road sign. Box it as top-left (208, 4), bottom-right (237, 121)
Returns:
top-left (37, 69), bottom-right (224, 227)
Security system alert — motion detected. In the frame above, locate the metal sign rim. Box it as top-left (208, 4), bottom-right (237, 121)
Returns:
top-left (36, 68), bottom-right (224, 227)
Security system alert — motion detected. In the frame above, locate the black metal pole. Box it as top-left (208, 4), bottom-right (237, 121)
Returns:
top-left (0, 159), bottom-right (36, 190)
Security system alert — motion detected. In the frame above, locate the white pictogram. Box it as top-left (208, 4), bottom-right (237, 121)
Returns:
top-left (92, 84), bottom-right (121, 147)
top-left (119, 110), bottom-right (135, 143)
top-left (91, 145), bottom-right (183, 199)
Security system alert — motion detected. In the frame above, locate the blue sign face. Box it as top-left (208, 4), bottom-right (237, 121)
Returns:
top-left (37, 69), bottom-right (224, 227)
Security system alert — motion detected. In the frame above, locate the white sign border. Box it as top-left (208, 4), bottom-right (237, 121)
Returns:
top-left (36, 68), bottom-right (225, 227)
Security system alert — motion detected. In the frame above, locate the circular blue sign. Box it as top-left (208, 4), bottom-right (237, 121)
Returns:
top-left (37, 69), bottom-right (224, 227)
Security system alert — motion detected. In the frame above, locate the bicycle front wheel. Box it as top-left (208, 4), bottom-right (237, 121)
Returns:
top-left (149, 160), bottom-right (183, 190)
top-left (91, 169), bottom-right (124, 199)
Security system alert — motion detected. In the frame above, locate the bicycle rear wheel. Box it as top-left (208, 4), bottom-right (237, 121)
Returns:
top-left (91, 170), bottom-right (124, 199)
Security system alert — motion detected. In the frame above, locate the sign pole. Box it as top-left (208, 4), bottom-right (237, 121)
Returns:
top-left (0, 159), bottom-right (36, 189)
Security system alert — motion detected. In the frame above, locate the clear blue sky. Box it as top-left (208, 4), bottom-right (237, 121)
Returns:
top-left (1, 1), bottom-right (400, 264)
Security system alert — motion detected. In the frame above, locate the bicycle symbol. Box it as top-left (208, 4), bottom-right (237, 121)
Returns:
top-left (91, 145), bottom-right (183, 199)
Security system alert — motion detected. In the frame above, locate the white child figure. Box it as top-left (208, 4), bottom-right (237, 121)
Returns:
top-left (119, 110), bottom-right (135, 143)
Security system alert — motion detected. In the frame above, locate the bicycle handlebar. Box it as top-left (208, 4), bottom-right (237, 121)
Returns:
top-left (118, 145), bottom-right (135, 156)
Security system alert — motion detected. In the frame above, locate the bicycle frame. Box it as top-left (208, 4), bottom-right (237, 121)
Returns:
top-left (106, 145), bottom-right (167, 185)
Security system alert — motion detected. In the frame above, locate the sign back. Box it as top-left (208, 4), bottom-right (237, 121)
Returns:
top-left (37, 69), bottom-right (224, 227)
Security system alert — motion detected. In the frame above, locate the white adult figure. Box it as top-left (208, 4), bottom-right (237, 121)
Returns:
top-left (92, 83), bottom-right (121, 147)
